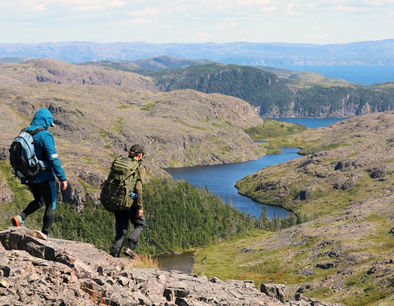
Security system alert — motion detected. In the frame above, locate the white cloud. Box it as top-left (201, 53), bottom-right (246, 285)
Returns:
top-left (235, 0), bottom-right (271, 6)
top-left (128, 18), bottom-right (150, 25)
top-left (108, 0), bottom-right (126, 8)
top-left (0, 0), bottom-right (392, 43)
top-left (23, 0), bottom-right (46, 11)
top-left (333, 5), bottom-right (359, 11)
top-left (12, 0), bottom-right (127, 12)
top-left (286, 4), bottom-right (298, 14)
top-left (215, 21), bottom-right (239, 29)
top-left (328, 0), bottom-right (394, 9)
top-left (189, 32), bottom-right (213, 42)
top-left (128, 7), bottom-right (158, 17)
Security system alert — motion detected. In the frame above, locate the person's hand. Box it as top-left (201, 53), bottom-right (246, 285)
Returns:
top-left (60, 180), bottom-right (68, 191)
top-left (136, 208), bottom-right (143, 218)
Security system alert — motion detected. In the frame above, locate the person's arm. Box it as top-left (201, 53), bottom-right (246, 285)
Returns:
top-left (42, 132), bottom-right (67, 190)
top-left (135, 166), bottom-right (145, 216)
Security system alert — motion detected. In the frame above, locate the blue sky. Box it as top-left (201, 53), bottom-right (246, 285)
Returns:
top-left (0, 0), bottom-right (393, 44)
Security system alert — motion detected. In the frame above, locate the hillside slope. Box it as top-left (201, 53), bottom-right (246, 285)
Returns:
top-left (0, 59), bottom-right (264, 207)
top-left (195, 112), bottom-right (394, 305)
top-left (0, 58), bottom-right (157, 90)
top-left (134, 55), bottom-right (214, 71)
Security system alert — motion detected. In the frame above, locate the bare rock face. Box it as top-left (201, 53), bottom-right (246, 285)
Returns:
top-left (0, 227), bottom-right (293, 305)
top-left (260, 283), bottom-right (286, 302)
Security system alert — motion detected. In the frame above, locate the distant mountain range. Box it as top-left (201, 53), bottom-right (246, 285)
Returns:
top-left (1, 40), bottom-right (394, 65)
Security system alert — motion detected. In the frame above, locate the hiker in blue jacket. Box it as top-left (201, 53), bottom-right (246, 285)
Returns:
top-left (11, 108), bottom-right (68, 239)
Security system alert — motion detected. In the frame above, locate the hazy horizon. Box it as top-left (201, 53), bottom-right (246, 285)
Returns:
top-left (1, 38), bottom-right (394, 46)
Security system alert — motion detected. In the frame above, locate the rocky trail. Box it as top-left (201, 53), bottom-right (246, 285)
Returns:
top-left (0, 227), bottom-right (335, 305)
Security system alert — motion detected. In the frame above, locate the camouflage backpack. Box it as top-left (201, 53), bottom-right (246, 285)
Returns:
top-left (100, 156), bottom-right (140, 212)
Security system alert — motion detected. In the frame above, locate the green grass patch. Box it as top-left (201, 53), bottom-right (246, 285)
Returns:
top-left (117, 104), bottom-right (133, 109)
top-left (258, 142), bottom-right (282, 154)
top-left (211, 121), bottom-right (222, 128)
top-left (114, 117), bottom-right (124, 133)
top-left (358, 213), bottom-right (394, 254)
top-left (9, 106), bottom-right (31, 125)
top-left (298, 142), bottom-right (349, 155)
top-left (0, 162), bottom-right (42, 231)
top-left (194, 232), bottom-right (323, 289)
top-left (245, 119), bottom-right (307, 141)
top-left (142, 102), bottom-right (154, 111)
top-left (78, 179), bottom-right (100, 193)
top-left (341, 270), bottom-right (393, 306)
top-left (99, 129), bottom-right (109, 138)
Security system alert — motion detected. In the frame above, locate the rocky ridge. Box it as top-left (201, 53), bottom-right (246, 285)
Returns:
top-left (0, 227), bottom-right (333, 305)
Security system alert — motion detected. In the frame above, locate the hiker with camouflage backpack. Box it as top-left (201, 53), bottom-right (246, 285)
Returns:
top-left (10, 108), bottom-right (67, 239)
top-left (101, 144), bottom-right (146, 258)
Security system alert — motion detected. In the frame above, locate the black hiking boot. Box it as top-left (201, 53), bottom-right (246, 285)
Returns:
top-left (124, 247), bottom-right (138, 259)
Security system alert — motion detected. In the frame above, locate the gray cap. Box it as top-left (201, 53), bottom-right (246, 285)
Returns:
top-left (129, 144), bottom-right (144, 154)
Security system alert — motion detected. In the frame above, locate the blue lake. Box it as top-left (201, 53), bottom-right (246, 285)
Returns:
top-left (167, 147), bottom-right (300, 219)
top-left (166, 118), bottom-right (345, 219)
top-left (272, 117), bottom-right (346, 128)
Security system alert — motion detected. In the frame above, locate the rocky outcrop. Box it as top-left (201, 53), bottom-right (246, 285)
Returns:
top-left (0, 227), bottom-right (288, 305)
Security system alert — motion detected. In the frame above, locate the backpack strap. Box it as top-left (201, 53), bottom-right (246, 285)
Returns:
top-left (23, 127), bottom-right (49, 169)
top-left (123, 161), bottom-right (140, 186)
top-left (25, 128), bottom-right (46, 136)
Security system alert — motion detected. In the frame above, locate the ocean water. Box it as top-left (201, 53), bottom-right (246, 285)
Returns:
top-left (276, 65), bottom-right (394, 85)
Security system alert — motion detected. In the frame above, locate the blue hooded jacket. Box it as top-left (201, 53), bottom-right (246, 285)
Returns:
top-left (22, 108), bottom-right (67, 183)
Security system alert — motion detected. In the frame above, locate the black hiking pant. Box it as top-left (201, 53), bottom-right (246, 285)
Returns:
top-left (20, 181), bottom-right (57, 235)
top-left (110, 205), bottom-right (146, 257)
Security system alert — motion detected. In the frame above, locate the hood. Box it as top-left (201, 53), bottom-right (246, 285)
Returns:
top-left (26, 108), bottom-right (54, 132)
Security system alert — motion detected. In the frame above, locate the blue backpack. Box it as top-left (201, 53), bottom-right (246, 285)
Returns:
top-left (9, 129), bottom-right (46, 179)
